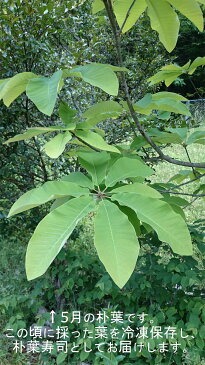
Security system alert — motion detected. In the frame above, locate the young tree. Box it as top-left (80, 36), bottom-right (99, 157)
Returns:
top-left (1, 0), bottom-right (205, 288)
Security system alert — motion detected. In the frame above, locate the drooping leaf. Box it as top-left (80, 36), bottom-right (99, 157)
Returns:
top-left (26, 70), bottom-right (63, 116)
top-left (105, 157), bottom-right (154, 187)
top-left (78, 151), bottom-right (110, 186)
top-left (188, 56), bottom-right (205, 74)
top-left (94, 199), bottom-right (139, 288)
top-left (43, 131), bottom-right (72, 158)
top-left (75, 130), bottom-right (120, 153)
top-left (113, 0), bottom-right (147, 33)
top-left (146, 0), bottom-right (180, 52)
top-left (4, 126), bottom-right (71, 144)
top-left (167, 0), bottom-right (204, 32)
top-left (59, 102), bottom-right (76, 130)
top-left (112, 192), bottom-right (193, 255)
top-left (26, 196), bottom-right (96, 280)
top-left (61, 171), bottom-right (93, 188)
top-left (110, 182), bottom-right (162, 198)
top-left (65, 64), bottom-right (119, 96)
top-left (8, 181), bottom-right (89, 217)
top-left (148, 64), bottom-right (183, 86)
top-left (1, 72), bottom-right (38, 106)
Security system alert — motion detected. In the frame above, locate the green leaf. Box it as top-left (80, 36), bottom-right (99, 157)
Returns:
top-left (26, 70), bottom-right (63, 116)
top-left (4, 126), bottom-right (70, 144)
top-left (110, 182), bottom-right (162, 198)
top-left (151, 97), bottom-right (191, 116)
top-left (117, 204), bottom-right (141, 236)
top-left (167, 0), bottom-right (204, 32)
top-left (105, 157), bottom-right (154, 187)
top-left (57, 352), bottom-right (67, 365)
top-left (146, 0), bottom-right (180, 52)
top-left (78, 151), bottom-right (110, 185)
top-left (94, 199), bottom-right (139, 288)
top-left (134, 94), bottom-right (190, 116)
top-left (112, 192), bottom-right (193, 255)
top-left (1, 72), bottom-right (38, 107)
top-left (43, 131), bottom-right (72, 158)
top-left (113, 0), bottom-right (147, 33)
top-left (148, 64), bottom-right (183, 86)
top-left (0, 78), bottom-right (10, 98)
top-left (75, 130), bottom-right (120, 153)
top-left (26, 196), bottom-right (96, 280)
top-left (186, 130), bottom-right (205, 145)
top-left (50, 197), bottom-right (72, 212)
top-left (92, 0), bottom-right (105, 14)
top-left (152, 92), bottom-right (187, 102)
top-left (81, 100), bottom-right (123, 126)
top-left (188, 56), bottom-right (205, 74)
top-left (59, 102), bottom-right (76, 130)
top-left (65, 63), bottom-right (119, 96)
top-left (61, 172), bottom-right (93, 188)
top-left (8, 181), bottom-right (89, 217)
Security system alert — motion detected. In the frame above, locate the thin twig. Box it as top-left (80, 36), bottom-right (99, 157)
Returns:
top-left (158, 190), bottom-right (205, 198)
top-left (169, 172), bottom-right (205, 190)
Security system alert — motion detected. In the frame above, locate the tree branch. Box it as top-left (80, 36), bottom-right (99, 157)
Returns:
top-left (103, 0), bottom-right (205, 169)
top-left (169, 172), bottom-right (205, 190)
top-left (158, 190), bottom-right (205, 198)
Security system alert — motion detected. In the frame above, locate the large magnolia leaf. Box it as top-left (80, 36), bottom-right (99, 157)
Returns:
top-left (110, 182), bottom-right (162, 198)
top-left (94, 199), bottom-right (139, 288)
top-left (152, 92), bottom-right (187, 102)
top-left (105, 157), bottom-right (154, 187)
top-left (61, 172), bottom-right (93, 188)
top-left (59, 102), bottom-right (76, 130)
top-left (4, 126), bottom-right (70, 144)
top-left (78, 151), bottom-right (110, 186)
top-left (43, 131), bottom-right (72, 158)
top-left (113, 0), bottom-right (147, 33)
top-left (81, 101), bottom-right (123, 126)
top-left (134, 93), bottom-right (190, 116)
top-left (0, 72), bottom-right (38, 107)
top-left (75, 130), bottom-right (120, 153)
top-left (65, 64), bottom-right (119, 96)
top-left (146, 0), bottom-right (180, 52)
top-left (8, 181), bottom-right (89, 217)
top-left (26, 196), bottom-right (96, 280)
top-left (167, 0), bottom-right (203, 32)
top-left (26, 70), bottom-right (63, 116)
top-left (113, 192), bottom-right (193, 256)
